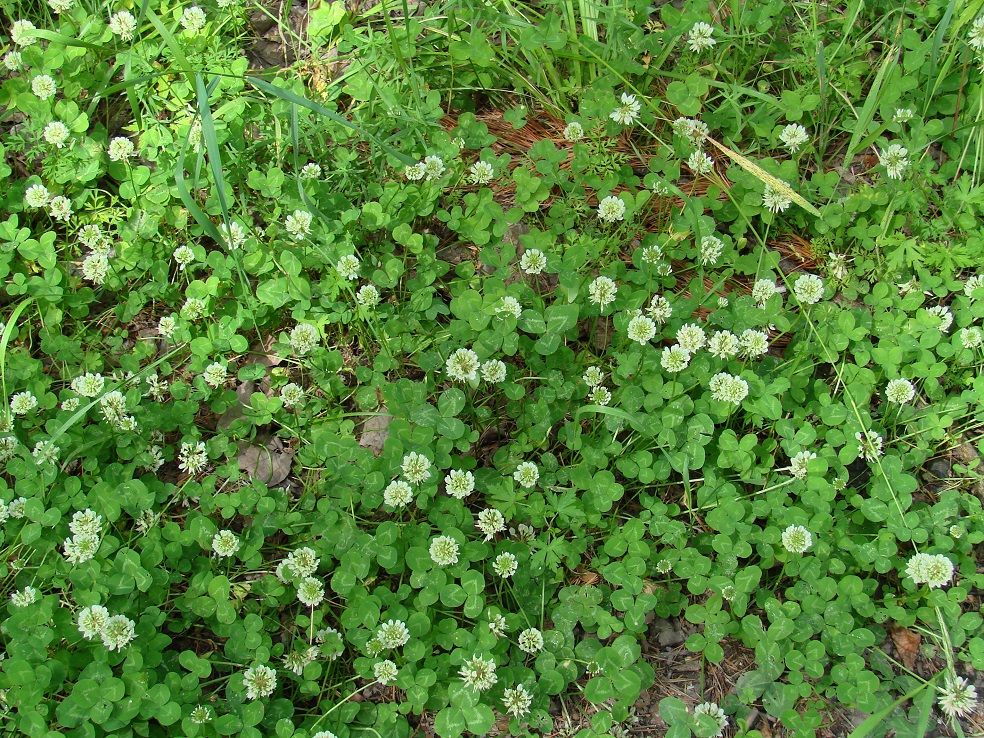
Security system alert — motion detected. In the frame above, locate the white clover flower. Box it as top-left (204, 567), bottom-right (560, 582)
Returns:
top-left (971, 16), bottom-right (984, 51)
top-left (469, 161), bottom-right (495, 185)
top-left (108, 137), bottom-right (135, 161)
top-left (789, 450), bottom-right (816, 479)
top-left (827, 251), bottom-right (850, 280)
top-left (423, 155), bottom-right (445, 180)
top-left (885, 378), bottom-right (915, 404)
top-left (627, 314), bottom-right (657, 344)
top-left (32, 440), bottom-right (59, 466)
top-left (563, 122), bottom-right (584, 141)
top-left (202, 362), bottom-right (228, 389)
top-left (476, 508), bottom-right (506, 541)
top-left (960, 327), bottom-right (983, 348)
top-left (762, 184), bottom-right (792, 213)
top-left (44, 121), bottom-right (71, 148)
top-left (49, 196), bottom-right (73, 221)
top-left (220, 221), bottom-right (246, 250)
top-left (520, 249), bottom-right (547, 274)
top-left (383, 480), bottom-right (413, 508)
top-left (855, 430), bottom-right (884, 462)
top-left (404, 163), bottom-right (425, 181)
top-left (926, 305), bottom-right (953, 332)
top-left (109, 11), bottom-right (137, 41)
top-left (661, 345), bottom-right (691, 372)
top-left (671, 117), bottom-right (709, 146)
top-left (502, 684), bottom-right (533, 718)
top-left (583, 367), bottom-right (605, 387)
top-left (283, 547), bottom-right (319, 578)
top-left (693, 702), bottom-right (728, 737)
top-left (10, 391), bottom-right (38, 415)
top-left (212, 530), bottom-right (240, 557)
top-left (71, 372), bottom-right (105, 398)
top-left (878, 143), bottom-right (910, 179)
top-left (779, 124), bottom-right (809, 153)
top-left (300, 162), bottom-right (322, 180)
top-left (752, 279), bottom-right (780, 307)
top-left (460, 655), bottom-right (497, 692)
top-left (0, 436), bottom-right (18, 462)
top-left (289, 323), bottom-right (319, 355)
top-left (32, 74), bottom-right (57, 101)
top-left (356, 284), bottom-right (380, 307)
top-left (296, 576), bottom-right (325, 607)
top-left (336, 254), bottom-right (360, 280)
top-left (9, 498), bottom-right (26, 518)
top-left (488, 612), bottom-right (509, 637)
top-left (497, 296), bottom-right (522, 319)
top-left (24, 184), bottom-right (49, 209)
top-left (8, 587), bottom-right (35, 607)
top-left (676, 323), bottom-right (707, 353)
top-left (647, 294), bottom-right (673, 323)
top-left (401, 452), bottom-right (431, 485)
top-left (781, 525), bottom-right (813, 553)
top-left (101, 614), bottom-right (136, 651)
top-left (173, 245), bottom-right (195, 270)
top-left (938, 676), bottom-right (978, 718)
top-left (738, 329), bottom-right (769, 359)
top-left (688, 150), bottom-right (714, 176)
top-left (376, 620), bottom-right (410, 649)
top-left (481, 359), bottom-right (507, 384)
top-left (373, 659), bottom-right (398, 685)
top-left (963, 274), bottom-right (984, 297)
top-left (277, 382), bottom-right (303, 408)
top-left (699, 235), bottom-right (724, 265)
top-left (179, 441), bottom-right (208, 474)
top-left (3, 51), bottom-right (21, 70)
top-left (493, 552), bottom-right (518, 578)
top-left (11, 20), bottom-right (37, 47)
top-left (708, 373), bottom-right (748, 405)
top-left (687, 22), bottom-right (716, 53)
top-left (793, 273), bottom-right (824, 304)
top-left (517, 628), bottom-right (544, 654)
top-left (158, 315), bottom-right (177, 338)
top-left (905, 552), bottom-right (954, 588)
top-left (513, 461), bottom-right (539, 488)
top-left (180, 297), bottom-right (204, 322)
top-left (429, 536), bottom-right (459, 566)
top-left (950, 524), bottom-right (965, 539)
top-left (597, 195), bottom-right (627, 223)
top-left (180, 6), bottom-right (207, 32)
top-left (48, 0), bottom-right (75, 15)
top-left (588, 276), bottom-right (618, 309)
top-left (77, 605), bottom-right (110, 639)
top-left (641, 243), bottom-right (664, 264)
top-left (446, 348), bottom-right (480, 382)
top-left (242, 665), bottom-right (277, 700)
top-left (284, 210), bottom-right (313, 239)
top-left (894, 108), bottom-right (915, 122)
top-left (445, 469), bottom-right (474, 498)
top-left (589, 386), bottom-right (612, 406)
top-left (609, 93), bottom-right (641, 125)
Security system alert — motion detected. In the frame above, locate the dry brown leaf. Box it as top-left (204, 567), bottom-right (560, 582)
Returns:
top-left (358, 409), bottom-right (392, 457)
top-left (889, 626), bottom-right (921, 670)
top-left (238, 436), bottom-right (292, 486)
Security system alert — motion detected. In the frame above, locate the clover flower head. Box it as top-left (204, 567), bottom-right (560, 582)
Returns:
top-left (497, 296), bottom-right (522, 318)
top-left (583, 367), bottom-right (605, 387)
top-left (676, 323), bottom-right (707, 353)
top-left (687, 150), bottom-right (714, 176)
top-left (173, 245), bottom-right (195, 270)
top-left (212, 530), bottom-right (240, 557)
top-left (108, 137), bottom-right (135, 161)
top-left (469, 161), bottom-right (495, 185)
top-left (460, 655), bottom-right (498, 692)
top-left (960, 327), bottom-right (983, 348)
top-left (445, 468), bottom-right (474, 499)
top-left (885, 378), bottom-right (915, 404)
top-left (905, 552), bottom-right (954, 588)
top-left (793, 273), bottom-right (824, 304)
top-left (446, 348), bottom-right (480, 382)
top-left (422, 155), bottom-right (445, 180)
top-left (609, 93), bottom-right (641, 125)
top-left (383, 480), bottom-right (413, 508)
top-left (672, 117), bottom-right (709, 146)
top-left (752, 279), bottom-right (780, 307)
top-left (855, 430), bottom-right (884, 462)
top-left (481, 359), bottom-right (507, 384)
top-left (296, 577), bottom-right (325, 607)
top-left (963, 274), bottom-right (984, 298)
top-left (971, 16), bottom-right (984, 51)
top-left (70, 509), bottom-right (102, 537)
top-left (101, 614), bottom-right (136, 651)
top-left (78, 605), bottom-right (110, 639)
top-left (513, 461), bottom-right (539, 488)
top-left (11, 20), bottom-right (37, 46)
top-left (373, 659), bottom-right (398, 685)
top-left (158, 315), bottom-right (177, 339)
top-left (49, 196), bottom-right (73, 221)
top-left (687, 22), bottom-right (716, 53)
top-left (10, 391), bottom-right (37, 415)
top-left (520, 248), bottom-right (547, 274)
top-left (647, 294), bottom-right (673, 323)
top-left (180, 6), bottom-right (207, 32)
top-left (476, 508), bottom-right (506, 541)
top-left (10, 586), bottom-right (37, 607)
top-left (300, 162), bottom-right (322, 180)
top-left (109, 11), bottom-right (137, 40)
top-left (878, 143), bottom-right (910, 179)
top-left (588, 386), bottom-right (612, 405)
top-left (488, 612), bottom-right (509, 636)
top-left (700, 235), bottom-right (724, 265)
top-left (517, 628), bottom-right (544, 654)
top-left (404, 163), bottom-right (425, 181)
top-left (502, 684), bottom-right (534, 718)
top-left (429, 535), bottom-right (460, 566)
top-left (627, 314), bottom-right (657, 345)
top-left (926, 305), bottom-right (953, 332)
top-left (220, 221), bottom-right (246, 250)
top-left (762, 184), bottom-right (792, 213)
top-left (289, 323), bottom-right (320, 355)
top-left (3, 51), bottom-right (21, 70)
top-left (588, 276), bottom-right (618, 309)
top-left (70, 372), bottom-right (105, 398)
top-left (597, 195), bottom-right (627, 224)
top-left (242, 665), bottom-right (276, 700)
top-left (376, 619), bottom-right (410, 649)
top-left (44, 121), bottom-right (71, 148)
top-left (661, 344), bottom-right (691, 372)
top-left (285, 210), bottom-right (313, 239)
top-left (401, 452), bottom-right (431, 485)
top-left (493, 552), bottom-right (518, 578)
top-left (356, 284), bottom-right (380, 307)
top-left (738, 329), bottom-right (769, 358)
top-left (32, 74), bottom-right (57, 101)
top-left (779, 124), bottom-right (810, 153)
top-left (938, 676), bottom-right (978, 718)
top-left (789, 450), bottom-right (817, 479)
top-left (708, 373), bottom-right (749, 405)
top-left (781, 525), bottom-right (813, 553)
top-left (202, 361), bottom-right (228, 389)
top-left (641, 243), bottom-right (664, 264)
top-left (563, 122), bottom-right (584, 141)
top-left (693, 702), bottom-right (727, 737)
top-left (336, 254), bottom-right (360, 280)
top-left (24, 184), bottom-right (50, 209)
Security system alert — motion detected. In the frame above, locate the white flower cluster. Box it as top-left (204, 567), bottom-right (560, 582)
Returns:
top-left (905, 552), bottom-right (954, 588)
top-left (77, 605), bottom-right (136, 651)
top-left (63, 509), bottom-right (102, 565)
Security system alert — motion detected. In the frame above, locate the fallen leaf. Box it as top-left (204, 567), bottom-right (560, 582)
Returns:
top-left (889, 626), bottom-right (921, 670)
top-left (238, 435), bottom-right (292, 486)
top-left (358, 409), bottom-right (392, 457)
